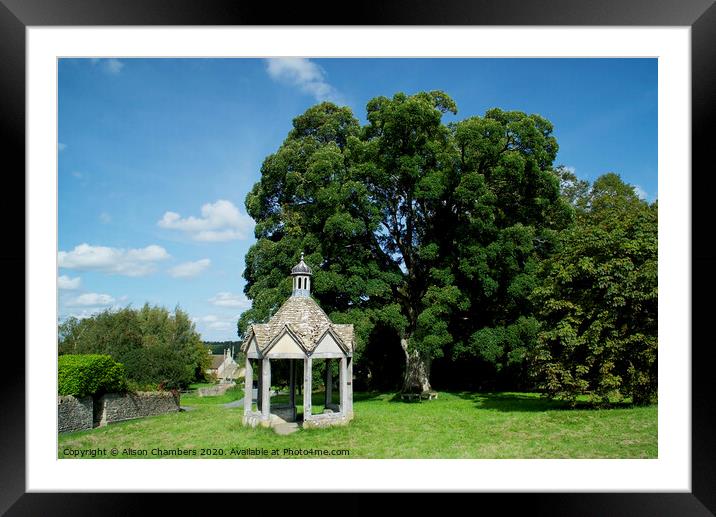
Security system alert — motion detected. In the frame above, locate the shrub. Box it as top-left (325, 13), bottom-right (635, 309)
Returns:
top-left (120, 345), bottom-right (194, 390)
top-left (58, 354), bottom-right (127, 397)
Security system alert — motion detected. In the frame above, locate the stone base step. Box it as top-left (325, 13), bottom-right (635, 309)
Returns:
top-left (273, 422), bottom-right (300, 435)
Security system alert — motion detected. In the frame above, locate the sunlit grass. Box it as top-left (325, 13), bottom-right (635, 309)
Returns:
top-left (58, 391), bottom-right (657, 459)
top-left (180, 386), bottom-right (244, 406)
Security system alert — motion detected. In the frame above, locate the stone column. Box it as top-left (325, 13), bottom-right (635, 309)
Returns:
top-left (289, 359), bottom-right (295, 408)
top-left (244, 357), bottom-right (253, 416)
top-left (340, 356), bottom-right (348, 417)
top-left (346, 357), bottom-right (353, 417)
top-left (325, 359), bottom-right (333, 407)
top-left (303, 357), bottom-right (312, 420)
top-left (257, 360), bottom-right (262, 413)
top-left (261, 357), bottom-right (271, 421)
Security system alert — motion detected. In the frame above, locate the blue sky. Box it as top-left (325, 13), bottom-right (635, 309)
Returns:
top-left (58, 58), bottom-right (657, 341)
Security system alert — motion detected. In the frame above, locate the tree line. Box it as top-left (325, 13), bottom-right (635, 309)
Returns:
top-left (238, 91), bottom-right (657, 405)
top-left (204, 341), bottom-right (242, 356)
top-left (59, 304), bottom-right (210, 390)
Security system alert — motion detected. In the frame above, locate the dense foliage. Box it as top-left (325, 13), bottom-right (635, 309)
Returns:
top-left (59, 304), bottom-right (210, 390)
top-left (58, 354), bottom-right (127, 397)
top-left (204, 341), bottom-right (242, 355)
top-left (531, 173), bottom-right (658, 405)
top-left (240, 92), bottom-right (572, 393)
top-left (238, 91), bottom-right (657, 404)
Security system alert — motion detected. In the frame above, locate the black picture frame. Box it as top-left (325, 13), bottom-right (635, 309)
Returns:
top-left (3, 0), bottom-right (714, 514)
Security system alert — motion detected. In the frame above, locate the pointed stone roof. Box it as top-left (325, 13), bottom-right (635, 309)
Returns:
top-left (241, 296), bottom-right (353, 354)
top-left (331, 324), bottom-right (354, 348)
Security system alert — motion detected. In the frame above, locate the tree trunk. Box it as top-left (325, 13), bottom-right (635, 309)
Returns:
top-left (400, 335), bottom-right (432, 393)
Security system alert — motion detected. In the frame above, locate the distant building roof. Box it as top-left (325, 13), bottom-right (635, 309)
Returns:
top-left (209, 355), bottom-right (225, 369)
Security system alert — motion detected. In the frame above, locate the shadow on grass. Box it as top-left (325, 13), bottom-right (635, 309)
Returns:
top-left (353, 391), bottom-right (388, 402)
top-left (454, 391), bottom-right (636, 412)
top-left (263, 391), bottom-right (385, 406)
top-left (386, 393), bottom-right (428, 404)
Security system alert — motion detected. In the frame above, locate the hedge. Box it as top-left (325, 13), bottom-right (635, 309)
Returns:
top-left (58, 354), bottom-right (127, 397)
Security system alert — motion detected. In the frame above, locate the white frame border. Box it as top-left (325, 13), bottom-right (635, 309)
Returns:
top-left (27, 26), bottom-right (690, 492)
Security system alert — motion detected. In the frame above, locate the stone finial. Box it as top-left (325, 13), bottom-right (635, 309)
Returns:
top-left (291, 252), bottom-right (312, 297)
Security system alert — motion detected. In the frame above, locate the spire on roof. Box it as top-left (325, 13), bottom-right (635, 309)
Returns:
top-left (291, 252), bottom-right (312, 297)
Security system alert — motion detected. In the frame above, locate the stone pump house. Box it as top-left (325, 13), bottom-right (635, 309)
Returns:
top-left (240, 254), bottom-right (354, 429)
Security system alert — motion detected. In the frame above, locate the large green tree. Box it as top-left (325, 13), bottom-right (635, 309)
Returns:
top-left (240, 92), bottom-right (571, 393)
top-left (357, 91), bottom-right (462, 392)
top-left (530, 173), bottom-right (658, 405)
top-left (239, 102), bottom-right (390, 362)
top-left (445, 110), bottom-right (572, 388)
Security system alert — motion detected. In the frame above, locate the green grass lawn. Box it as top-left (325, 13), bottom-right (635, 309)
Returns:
top-left (180, 385), bottom-right (244, 406)
top-left (58, 391), bottom-right (657, 459)
top-left (186, 382), bottom-right (215, 390)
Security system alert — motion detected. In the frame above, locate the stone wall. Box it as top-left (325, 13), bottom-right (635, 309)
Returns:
top-left (96, 391), bottom-right (180, 426)
top-left (58, 395), bottom-right (93, 433)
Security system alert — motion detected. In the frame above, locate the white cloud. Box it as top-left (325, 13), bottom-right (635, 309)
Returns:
top-left (58, 243), bottom-right (170, 277)
top-left (72, 171), bottom-right (83, 179)
top-left (195, 315), bottom-right (219, 323)
top-left (62, 309), bottom-right (111, 320)
top-left (208, 291), bottom-right (251, 310)
top-left (58, 143), bottom-right (67, 151)
top-left (193, 314), bottom-right (238, 332)
top-left (158, 200), bottom-right (254, 242)
top-left (58, 275), bottom-right (82, 290)
top-left (265, 58), bottom-right (340, 102)
top-left (105, 58), bottom-right (125, 75)
top-left (65, 292), bottom-right (116, 308)
top-left (633, 185), bottom-right (648, 200)
top-left (208, 321), bottom-right (233, 331)
top-left (90, 58), bottom-right (124, 75)
top-left (169, 258), bottom-right (211, 278)
top-left (99, 212), bottom-right (112, 224)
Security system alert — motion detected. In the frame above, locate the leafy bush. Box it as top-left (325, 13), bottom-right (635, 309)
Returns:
top-left (58, 354), bottom-right (127, 397)
top-left (120, 345), bottom-right (194, 390)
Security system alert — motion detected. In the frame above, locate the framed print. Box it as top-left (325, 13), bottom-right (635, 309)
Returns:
top-left (3, 0), bottom-right (715, 514)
